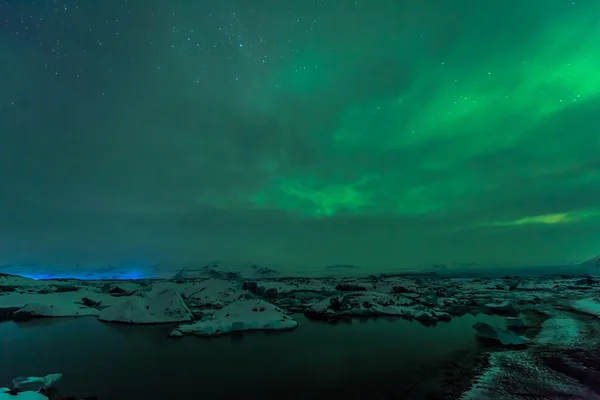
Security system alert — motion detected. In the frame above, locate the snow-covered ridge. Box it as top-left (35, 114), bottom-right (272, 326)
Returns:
top-left (583, 254), bottom-right (600, 265)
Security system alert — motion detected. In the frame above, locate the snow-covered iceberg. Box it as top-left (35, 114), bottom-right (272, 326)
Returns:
top-left (174, 299), bottom-right (297, 337)
top-left (99, 288), bottom-right (193, 324)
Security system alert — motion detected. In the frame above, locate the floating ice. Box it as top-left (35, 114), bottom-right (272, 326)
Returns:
top-left (473, 322), bottom-right (527, 346)
top-left (12, 373), bottom-right (62, 391)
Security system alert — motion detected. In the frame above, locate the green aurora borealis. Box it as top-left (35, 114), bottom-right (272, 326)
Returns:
top-left (1, 0), bottom-right (599, 269)
top-left (254, 3), bottom-right (600, 219)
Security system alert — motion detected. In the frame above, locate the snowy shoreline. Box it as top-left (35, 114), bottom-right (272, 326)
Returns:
top-left (2, 266), bottom-right (600, 399)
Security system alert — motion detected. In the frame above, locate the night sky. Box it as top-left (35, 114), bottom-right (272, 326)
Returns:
top-left (1, 0), bottom-right (599, 270)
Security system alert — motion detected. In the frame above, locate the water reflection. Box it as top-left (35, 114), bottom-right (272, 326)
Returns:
top-left (0, 314), bottom-right (505, 399)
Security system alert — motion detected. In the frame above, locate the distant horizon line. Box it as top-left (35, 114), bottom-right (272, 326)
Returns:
top-left (0, 259), bottom-right (594, 270)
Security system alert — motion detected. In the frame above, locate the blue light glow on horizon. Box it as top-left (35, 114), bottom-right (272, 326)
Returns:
top-left (15, 271), bottom-right (147, 281)
top-left (1, 262), bottom-right (159, 281)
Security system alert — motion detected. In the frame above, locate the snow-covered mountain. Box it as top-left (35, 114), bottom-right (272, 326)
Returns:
top-left (583, 254), bottom-right (600, 266)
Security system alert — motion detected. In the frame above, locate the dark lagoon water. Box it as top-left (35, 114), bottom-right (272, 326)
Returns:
top-left (0, 314), bottom-right (505, 399)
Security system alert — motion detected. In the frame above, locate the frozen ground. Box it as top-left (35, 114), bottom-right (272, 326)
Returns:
top-left (1, 263), bottom-right (600, 399)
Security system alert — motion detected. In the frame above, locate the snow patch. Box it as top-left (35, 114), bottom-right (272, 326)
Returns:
top-left (572, 298), bottom-right (600, 317)
top-left (13, 303), bottom-right (99, 319)
top-left (536, 316), bottom-right (583, 346)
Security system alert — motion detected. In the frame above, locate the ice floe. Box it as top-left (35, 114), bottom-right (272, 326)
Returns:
top-left (12, 374), bottom-right (62, 392)
top-left (473, 322), bottom-right (527, 346)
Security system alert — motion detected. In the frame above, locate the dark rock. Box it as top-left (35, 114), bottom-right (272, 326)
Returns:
top-left (12, 309), bottom-right (37, 321)
top-left (438, 313), bottom-right (452, 322)
top-left (0, 306), bottom-right (19, 321)
top-left (575, 277), bottom-right (596, 286)
top-left (262, 288), bottom-right (278, 299)
top-left (445, 305), bottom-right (470, 317)
top-left (392, 286), bottom-right (410, 293)
top-left (336, 283), bottom-right (367, 292)
top-left (466, 298), bottom-right (480, 307)
top-left (508, 280), bottom-right (521, 291)
top-left (109, 286), bottom-right (127, 294)
top-left (506, 317), bottom-right (527, 331)
top-left (415, 312), bottom-right (438, 326)
top-left (0, 285), bottom-right (18, 292)
top-left (39, 387), bottom-right (59, 397)
top-left (329, 296), bottom-right (350, 312)
top-left (242, 281), bottom-right (259, 294)
top-left (53, 284), bottom-right (79, 293)
top-left (303, 295), bottom-right (354, 319)
top-left (421, 294), bottom-right (438, 307)
top-left (485, 301), bottom-right (518, 316)
top-left (81, 297), bottom-right (101, 308)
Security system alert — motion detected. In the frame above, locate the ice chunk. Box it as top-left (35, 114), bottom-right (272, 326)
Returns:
top-left (473, 322), bottom-right (527, 346)
top-left (176, 299), bottom-right (297, 336)
top-left (0, 388), bottom-right (48, 399)
top-left (99, 289), bottom-right (193, 324)
top-left (11, 373), bottom-right (62, 391)
top-left (484, 301), bottom-right (517, 315)
top-left (414, 309), bottom-right (452, 324)
top-left (506, 317), bottom-right (527, 330)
